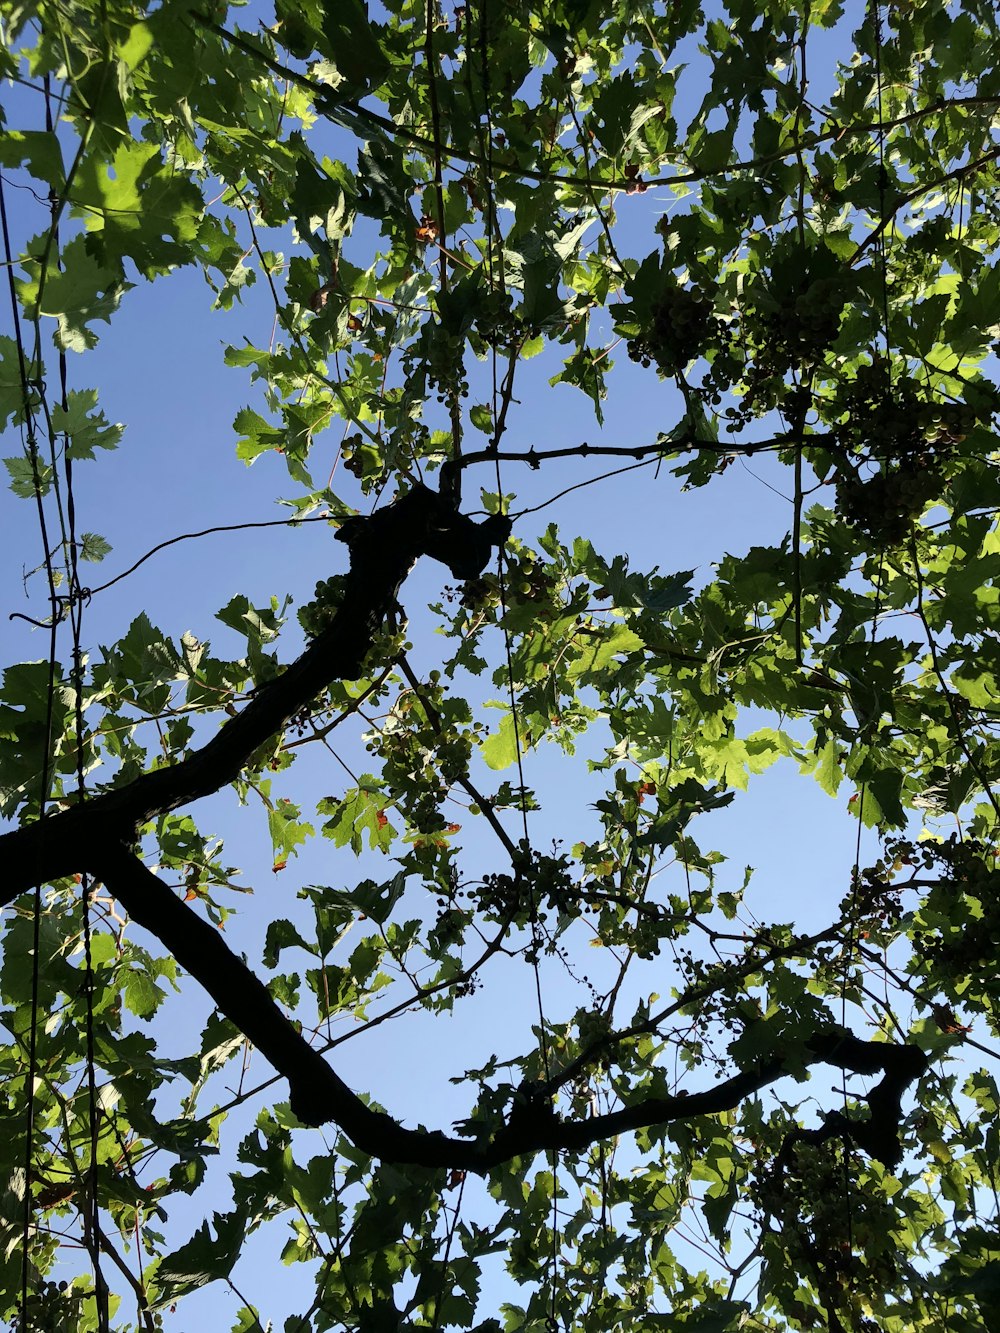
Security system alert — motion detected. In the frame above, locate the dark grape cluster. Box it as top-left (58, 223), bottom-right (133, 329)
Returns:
top-left (13, 1279), bottom-right (83, 1333)
top-left (340, 434), bottom-right (372, 480)
top-left (757, 1137), bottom-right (900, 1312)
top-left (626, 283), bottom-right (721, 374)
top-left (849, 846), bottom-right (908, 927)
top-left (753, 274), bottom-right (850, 376)
top-left (298, 574), bottom-right (347, 638)
top-left (829, 365), bottom-right (985, 543)
top-left (475, 846), bottom-right (577, 921)
top-left (471, 291), bottom-right (533, 354)
top-left (834, 456), bottom-right (943, 544)
top-left (834, 364), bottom-right (978, 455)
top-left (713, 260), bottom-right (854, 423)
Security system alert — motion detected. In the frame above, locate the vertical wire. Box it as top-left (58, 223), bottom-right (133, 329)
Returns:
top-left (473, 0), bottom-right (542, 1028)
top-left (872, 4), bottom-right (892, 367)
top-left (43, 64), bottom-right (109, 1330)
top-left (791, 4), bottom-right (810, 669)
top-left (0, 131), bottom-right (65, 1333)
top-left (62, 250), bottom-right (111, 1333)
top-left (428, 1174), bottom-right (466, 1333)
top-left (471, 4), bottom-right (559, 1322)
top-left (838, 0), bottom-right (892, 1271)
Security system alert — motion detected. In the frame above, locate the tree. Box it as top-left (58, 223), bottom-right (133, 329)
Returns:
top-left (2, 0), bottom-right (1000, 1327)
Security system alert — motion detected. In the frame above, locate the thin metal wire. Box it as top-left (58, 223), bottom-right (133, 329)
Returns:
top-left (0, 135), bottom-right (64, 1333)
top-left (472, 3), bottom-right (559, 1321)
top-left (837, 0), bottom-right (893, 1272)
top-left (42, 58), bottom-right (109, 1327)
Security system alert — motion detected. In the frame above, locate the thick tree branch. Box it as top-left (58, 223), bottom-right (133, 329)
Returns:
top-left (92, 839), bottom-right (928, 1171)
top-left (0, 486), bottom-right (508, 902)
top-left (93, 843), bottom-right (438, 1157)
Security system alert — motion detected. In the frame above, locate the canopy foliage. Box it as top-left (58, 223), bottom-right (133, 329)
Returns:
top-left (2, 0), bottom-right (1000, 1328)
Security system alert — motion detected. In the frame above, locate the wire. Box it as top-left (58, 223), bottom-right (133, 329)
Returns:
top-left (43, 56), bottom-right (109, 1325)
top-left (836, 0), bottom-right (893, 1274)
top-left (871, 4), bottom-right (892, 363)
top-left (23, 513), bottom-right (336, 607)
top-left (471, 1), bottom-right (559, 1319)
top-left (0, 134), bottom-right (64, 1333)
top-left (513, 458), bottom-right (658, 519)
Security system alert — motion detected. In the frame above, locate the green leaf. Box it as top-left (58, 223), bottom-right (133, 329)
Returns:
top-left (642, 1300), bottom-right (750, 1331)
top-left (470, 404), bottom-right (493, 434)
top-left (0, 130), bottom-right (65, 189)
top-left (152, 1206), bottom-right (250, 1307)
top-left (311, 873), bottom-right (406, 926)
top-left (3, 452), bottom-right (51, 499)
top-left (21, 235), bottom-right (131, 352)
top-left (567, 624), bottom-right (645, 683)
top-left (319, 782), bottom-right (395, 853)
top-left (123, 965), bottom-right (164, 1018)
top-left (481, 711), bottom-right (519, 770)
top-left (53, 389), bottom-right (123, 459)
top-left (233, 407), bottom-right (284, 462)
top-left (319, 0), bottom-right (389, 91)
top-left (0, 336), bottom-right (40, 429)
top-left (73, 138), bottom-right (205, 275)
top-left (78, 532), bottom-right (112, 563)
top-left (267, 798), bottom-right (315, 862)
top-left (813, 738), bottom-right (843, 796)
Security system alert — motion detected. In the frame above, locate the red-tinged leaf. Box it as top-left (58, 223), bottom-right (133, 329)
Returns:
top-left (416, 214), bottom-right (440, 243)
top-left (933, 1003), bottom-right (971, 1035)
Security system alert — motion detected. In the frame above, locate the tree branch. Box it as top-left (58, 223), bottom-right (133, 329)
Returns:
top-left (0, 486), bottom-right (508, 902)
top-left (459, 430), bottom-right (837, 473)
top-left (88, 837), bottom-right (930, 1171)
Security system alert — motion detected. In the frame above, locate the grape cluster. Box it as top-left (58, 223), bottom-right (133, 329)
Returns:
top-left (374, 705), bottom-right (474, 835)
top-left (401, 323), bottom-right (470, 407)
top-left (458, 549), bottom-right (556, 612)
top-left (716, 263), bottom-right (853, 423)
top-left (753, 274), bottom-right (849, 376)
top-left (850, 849), bottom-right (907, 929)
top-left (626, 284), bottom-right (721, 374)
top-left (834, 456), bottom-right (942, 544)
top-left (298, 575), bottom-right (347, 638)
top-left (475, 847), bottom-right (577, 921)
top-left (427, 334), bottom-right (470, 404)
top-left (834, 365), bottom-right (978, 455)
top-left (14, 1280), bottom-right (82, 1333)
top-left (471, 292), bottom-right (532, 354)
top-left (757, 1138), bottom-right (899, 1311)
top-left (429, 904), bottom-right (470, 954)
top-left (830, 366), bottom-right (986, 542)
top-left (341, 435), bottom-right (372, 481)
